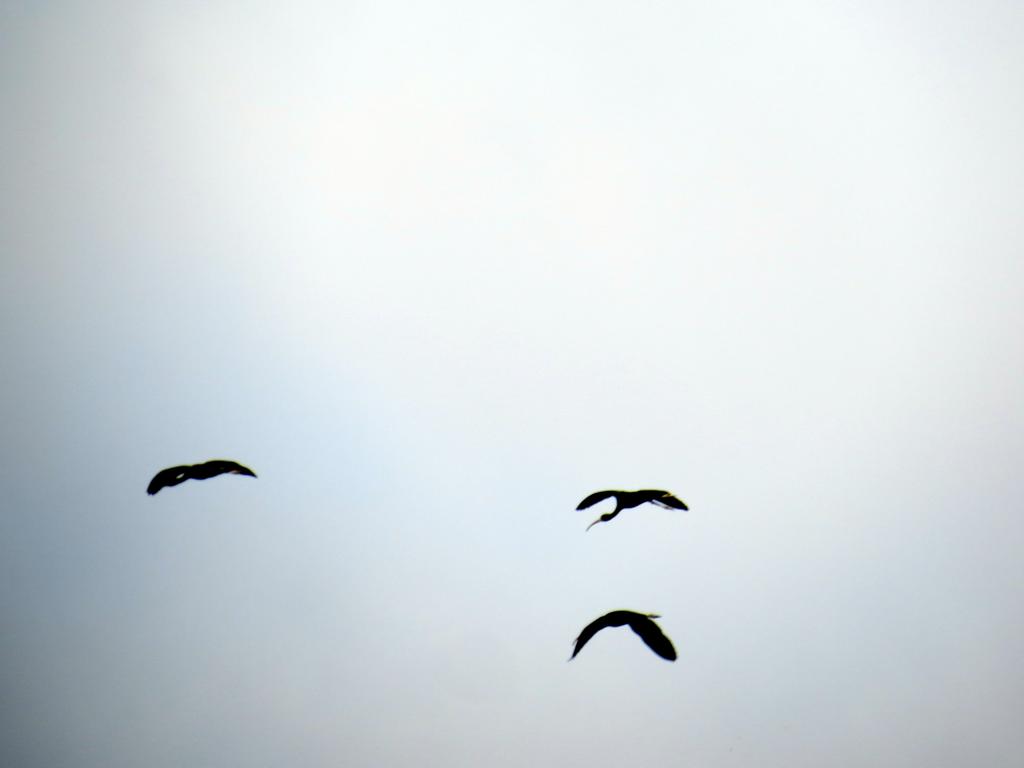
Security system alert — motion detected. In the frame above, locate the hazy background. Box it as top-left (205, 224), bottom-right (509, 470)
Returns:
top-left (2, 1), bottom-right (1023, 765)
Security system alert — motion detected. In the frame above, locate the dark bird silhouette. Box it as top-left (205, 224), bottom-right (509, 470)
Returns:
top-left (571, 610), bottom-right (677, 661)
top-left (576, 489), bottom-right (688, 530)
top-left (147, 460), bottom-right (257, 495)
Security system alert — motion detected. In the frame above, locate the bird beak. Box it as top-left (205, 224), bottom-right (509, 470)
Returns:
top-left (586, 518), bottom-right (601, 531)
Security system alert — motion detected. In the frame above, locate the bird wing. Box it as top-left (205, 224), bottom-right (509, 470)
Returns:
top-left (649, 491), bottom-right (688, 511)
top-left (197, 460), bottom-right (258, 479)
top-left (576, 490), bottom-right (618, 510)
top-left (628, 615), bottom-right (677, 661)
top-left (571, 614), bottom-right (614, 658)
top-left (146, 465), bottom-right (191, 495)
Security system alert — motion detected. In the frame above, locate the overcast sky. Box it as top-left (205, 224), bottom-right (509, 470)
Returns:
top-left (2, 2), bottom-right (1023, 766)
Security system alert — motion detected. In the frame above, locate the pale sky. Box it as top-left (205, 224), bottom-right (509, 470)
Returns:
top-left (2, 2), bottom-right (1023, 766)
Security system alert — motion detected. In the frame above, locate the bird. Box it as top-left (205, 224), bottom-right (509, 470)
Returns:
top-left (571, 610), bottom-right (677, 661)
top-left (576, 489), bottom-right (688, 530)
top-left (147, 460), bottom-right (257, 495)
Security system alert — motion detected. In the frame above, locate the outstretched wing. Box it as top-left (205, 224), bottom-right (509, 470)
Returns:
top-left (648, 491), bottom-right (688, 511)
top-left (147, 465), bottom-right (191, 495)
top-left (576, 490), bottom-right (619, 510)
top-left (193, 460), bottom-right (257, 480)
top-left (571, 614), bottom-right (615, 659)
top-left (628, 615), bottom-right (677, 661)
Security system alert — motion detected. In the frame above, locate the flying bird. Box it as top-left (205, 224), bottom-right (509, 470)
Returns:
top-left (147, 460), bottom-right (257, 495)
top-left (576, 489), bottom-right (688, 530)
top-left (571, 610), bottom-right (677, 661)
